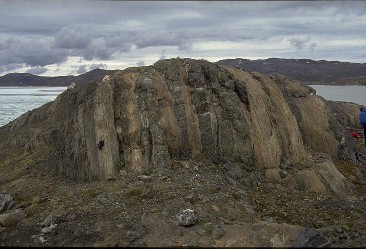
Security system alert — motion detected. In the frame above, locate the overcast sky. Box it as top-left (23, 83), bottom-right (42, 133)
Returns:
top-left (0, 1), bottom-right (365, 76)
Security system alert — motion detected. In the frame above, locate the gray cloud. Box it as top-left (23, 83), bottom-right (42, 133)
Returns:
top-left (160, 50), bottom-right (166, 60)
top-left (81, 38), bottom-right (114, 60)
top-left (0, 1), bottom-right (365, 75)
top-left (89, 63), bottom-right (107, 70)
top-left (0, 63), bottom-right (24, 74)
top-left (74, 63), bottom-right (107, 74)
top-left (73, 63), bottom-right (108, 75)
top-left (309, 42), bottom-right (317, 52)
top-left (25, 66), bottom-right (48, 75)
top-left (0, 37), bottom-right (68, 67)
top-left (54, 24), bottom-right (96, 49)
top-left (288, 37), bottom-right (319, 52)
top-left (136, 61), bottom-right (145, 67)
top-left (288, 37), bottom-right (312, 51)
top-left (75, 65), bottom-right (87, 74)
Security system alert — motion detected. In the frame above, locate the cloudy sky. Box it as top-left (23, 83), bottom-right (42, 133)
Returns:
top-left (0, 1), bottom-right (365, 76)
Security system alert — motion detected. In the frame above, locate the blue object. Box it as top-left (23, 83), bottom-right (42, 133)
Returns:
top-left (360, 108), bottom-right (366, 127)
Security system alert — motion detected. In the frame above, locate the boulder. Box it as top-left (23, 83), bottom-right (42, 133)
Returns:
top-left (0, 193), bottom-right (17, 213)
top-left (291, 227), bottom-right (329, 247)
top-left (31, 234), bottom-right (47, 243)
top-left (41, 223), bottom-right (57, 234)
top-left (177, 209), bottom-right (199, 226)
top-left (0, 209), bottom-right (26, 227)
top-left (39, 214), bottom-right (57, 227)
top-left (67, 82), bottom-right (76, 90)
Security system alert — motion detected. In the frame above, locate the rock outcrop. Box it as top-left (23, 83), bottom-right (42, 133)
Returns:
top-left (0, 59), bottom-right (360, 197)
top-left (2, 59), bottom-right (366, 247)
top-left (0, 194), bottom-right (17, 213)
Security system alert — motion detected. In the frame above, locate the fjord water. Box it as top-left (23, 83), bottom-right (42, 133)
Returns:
top-left (310, 85), bottom-right (366, 106)
top-left (0, 87), bottom-right (66, 127)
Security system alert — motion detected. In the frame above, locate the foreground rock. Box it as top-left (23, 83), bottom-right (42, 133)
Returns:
top-left (0, 209), bottom-right (26, 227)
top-left (177, 209), bottom-right (199, 226)
top-left (0, 194), bottom-right (17, 213)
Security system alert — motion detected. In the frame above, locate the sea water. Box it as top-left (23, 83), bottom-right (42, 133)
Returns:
top-left (310, 85), bottom-right (366, 106)
top-left (0, 87), bottom-right (66, 127)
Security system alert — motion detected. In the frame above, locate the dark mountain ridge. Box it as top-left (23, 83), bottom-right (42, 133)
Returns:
top-left (0, 68), bottom-right (110, 87)
top-left (2, 58), bottom-right (366, 87)
top-left (215, 58), bottom-right (366, 85)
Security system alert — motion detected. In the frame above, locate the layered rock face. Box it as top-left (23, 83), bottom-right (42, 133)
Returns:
top-left (271, 74), bottom-right (361, 156)
top-left (0, 59), bottom-right (359, 188)
top-left (50, 59), bottom-right (306, 181)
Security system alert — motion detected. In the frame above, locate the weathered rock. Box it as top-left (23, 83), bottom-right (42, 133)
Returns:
top-left (0, 59), bottom-right (308, 182)
top-left (313, 159), bottom-right (353, 198)
top-left (291, 227), bottom-right (329, 247)
top-left (0, 58), bottom-right (359, 201)
top-left (212, 225), bottom-right (225, 239)
top-left (31, 234), bottom-right (47, 243)
top-left (41, 223), bottom-right (57, 234)
top-left (0, 194), bottom-right (17, 213)
top-left (57, 213), bottom-right (77, 223)
top-left (0, 209), bottom-right (26, 227)
top-left (226, 68), bottom-right (306, 174)
top-left (337, 132), bottom-right (360, 164)
top-left (279, 170), bottom-right (288, 178)
top-left (67, 82), bottom-right (76, 90)
top-left (279, 163), bottom-right (288, 170)
top-left (273, 74), bottom-right (361, 157)
top-left (39, 214), bottom-right (57, 227)
top-left (177, 209), bottom-right (199, 226)
top-left (137, 175), bottom-right (152, 182)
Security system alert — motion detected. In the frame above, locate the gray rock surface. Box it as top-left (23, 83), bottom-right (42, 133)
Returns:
top-left (177, 209), bottom-right (199, 226)
top-left (0, 209), bottom-right (26, 227)
top-left (39, 214), bottom-right (57, 227)
top-left (292, 227), bottom-right (329, 247)
top-left (0, 194), bottom-right (17, 213)
top-left (41, 223), bottom-right (57, 234)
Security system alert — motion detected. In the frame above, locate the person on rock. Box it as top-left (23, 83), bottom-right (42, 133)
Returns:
top-left (359, 107), bottom-right (366, 146)
top-left (97, 139), bottom-right (105, 150)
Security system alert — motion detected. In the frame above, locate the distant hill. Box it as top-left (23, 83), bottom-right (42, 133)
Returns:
top-left (0, 68), bottom-right (110, 86)
top-left (3, 59), bottom-right (366, 86)
top-left (215, 58), bottom-right (366, 85)
top-left (334, 76), bottom-right (366, 85)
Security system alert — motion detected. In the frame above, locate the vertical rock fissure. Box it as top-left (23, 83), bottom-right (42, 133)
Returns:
top-left (167, 66), bottom-right (191, 159)
top-left (93, 77), bottom-right (120, 180)
top-left (136, 73), bottom-right (171, 170)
